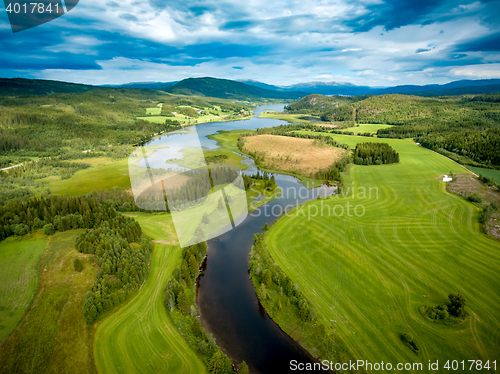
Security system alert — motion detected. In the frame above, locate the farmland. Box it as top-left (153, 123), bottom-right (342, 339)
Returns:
top-left (241, 134), bottom-right (348, 177)
top-left (93, 213), bottom-right (206, 374)
top-left (43, 158), bottom-right (131, 196)
top-left (0, 236), bottom-right (45, 343)
top-left (0, 230), bottom-right (96, 374)
top-left (263, 134), bottom-right (500, 370)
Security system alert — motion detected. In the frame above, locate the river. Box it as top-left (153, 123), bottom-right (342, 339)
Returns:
top-left (144, 104), bottom-right (332, 373)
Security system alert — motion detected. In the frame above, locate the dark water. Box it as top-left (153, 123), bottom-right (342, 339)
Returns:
top-left (196, 106), bottom-right (334, 373)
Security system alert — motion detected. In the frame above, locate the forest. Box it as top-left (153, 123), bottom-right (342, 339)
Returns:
top-left (353, 143), bottom-right (400, 165)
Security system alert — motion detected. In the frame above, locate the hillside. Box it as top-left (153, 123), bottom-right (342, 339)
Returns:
top-left (166, 77), bottom-right (306, 100)
top-left (0, 78), bottom-right (96, 96)
top-left (284, 93), bottom-right (364, 114)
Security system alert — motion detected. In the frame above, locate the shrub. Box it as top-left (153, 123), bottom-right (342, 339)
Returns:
top-left (74, 258), bottom-right (84, 272)
top-left (467, 194), bottom-right (482, 203)
top-left (43, 223), bottom-right (55, 235)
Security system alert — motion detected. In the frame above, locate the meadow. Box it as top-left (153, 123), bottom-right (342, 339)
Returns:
top-left (264, 134), bottom-right (500, 371)
top-left (0, 230), bottom-right (96, 374)
top-left (93, 213), bottom-right (207, 374)
top-left (0, 236), bottom-right (45, 343)
top-left (44, 158), bottom-right (131, 195)
top-left (242, 134), bottom-right (347, 177)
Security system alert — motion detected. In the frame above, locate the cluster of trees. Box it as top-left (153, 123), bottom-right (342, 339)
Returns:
top-left (401, 333), bottom-right (419, 354)
top-left (314, 156), bottom-right (349, 181)
top-left (78, 216), bottom-right (151, 324)
top-left (163, 243), bottom-right (244, 373)
top-left (204, 154), bottom-right (228, 163)
top-left (353, 142), bottom-right (399, 165)
top-left (0, 194), bottom-right (116, 240)
top-left (420, 293), bottom-right (468, 323)
top-left (165, 166), bottom-right (242, 210)
top-left (243, 171), bottom-right (276, 190)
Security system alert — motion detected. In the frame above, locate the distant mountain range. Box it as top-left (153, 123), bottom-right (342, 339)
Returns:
top-left (164, 77), bottom-right (306, 100)
top-left (1, 77), bottom-right (499, 98)
top-left (240, 78), bottom-right (500, 96)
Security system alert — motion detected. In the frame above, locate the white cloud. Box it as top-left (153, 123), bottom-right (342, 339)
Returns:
top-left (451, 63), bottom-right (500, 78)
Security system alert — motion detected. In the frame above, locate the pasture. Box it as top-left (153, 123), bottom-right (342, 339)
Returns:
top-left (264, 134), bottom-right (500, 371)
top-left (0, 230), bottom-right (96, 374)
top-left (44, 158), bottom-right (131, 196)
top-left (242, 134), bottom-right (347, 176)
top-left (468, 166), bottom-right (500, 184)
top-left (0, 236), bottom-right (45, 343)
top-left (94, 213), bottom-right (206, 374)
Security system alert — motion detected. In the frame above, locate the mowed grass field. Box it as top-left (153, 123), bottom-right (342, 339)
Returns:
top-left (94, 213), bottom-right (206, 374)
top-left (0, 230), bottom-right (96, 374)
top-left (265, 134), bottom-right (500, 371)
top-left (0, 236), bottom-right (45, 343)
top-left (242, 134), bottom-right (347, 176)
top-left (44, 158), bottom-right (131, 195)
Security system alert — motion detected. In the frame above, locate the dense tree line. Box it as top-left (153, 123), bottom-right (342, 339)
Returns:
top-left (78, 217), bottom-right (151, 324)
top-left (163, 243), bottom-right (236, 373)
top-left (0, 194), bottom-right (115, 240)
top-left (243, 171), bottom-right (276, 190)
top-left (165, 166), bottom-right (243, 209)
top-left (353, 143), bottom-right (399, 165)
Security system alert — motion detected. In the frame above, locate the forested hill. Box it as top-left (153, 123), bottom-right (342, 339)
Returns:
top-left (166, 77), bottom-right (307, 100)
top-left (0, 78), bottom-right (96, 96)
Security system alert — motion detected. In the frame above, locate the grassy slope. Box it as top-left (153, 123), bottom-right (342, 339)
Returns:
top-left (0, 230), bottom-right (96, 374)
top-left (345, 123), bottom-right (392, 134)
top-left (0, 237), bottom-right (46, 343)
top-left (265, 134), bottom-right (500, 371)
top-left (44, 158), bottom-right (131, 196)
top-left (93, 213), bottom-right (206, 374)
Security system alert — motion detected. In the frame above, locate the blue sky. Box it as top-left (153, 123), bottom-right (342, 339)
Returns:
top-left (0, 0), bottom-right (499, 86)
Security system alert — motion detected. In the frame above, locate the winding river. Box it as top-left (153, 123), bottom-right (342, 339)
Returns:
top-left (146, 105), bottom-right (331, 373)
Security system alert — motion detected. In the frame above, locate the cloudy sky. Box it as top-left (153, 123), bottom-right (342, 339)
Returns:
top-left (1, 0), bottom-right (499, 86)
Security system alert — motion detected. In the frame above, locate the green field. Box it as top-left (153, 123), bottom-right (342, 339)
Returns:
top-left (0, 236), bottom-right (46, 343)
top-left (44, 158), bottom-right (131, 195)
top-left (468, 166), bottom-right (500, 184)
top-left (264, 134), bottom-right (500, 371)
top-left (94, 213), bottom-right (206, 374)
top-left (0, 230), bottom-right (96, 374)
top-left (146, 107), bottom-right (162, 115)
top-left (207, 129), bottom-right (254, 153)
top-left (345, 123), bottom-right (392, 134)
